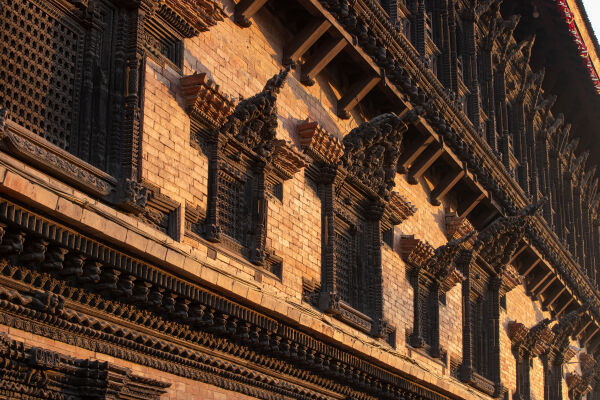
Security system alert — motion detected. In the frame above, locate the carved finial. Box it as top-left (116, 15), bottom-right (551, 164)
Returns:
top-left (220, 67), bottom-right (291, 158)
top-left (341, 112), bottom-right (410, 200)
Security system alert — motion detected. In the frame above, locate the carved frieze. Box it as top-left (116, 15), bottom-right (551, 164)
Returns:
top-left (0, 111), bottom-right (116, 197)
top-left (0, 333), bottom-right (170, 399)
top-left (0, 197), bottom-right (456, 400)
top-left (160, 0), bottom-right (226, 37)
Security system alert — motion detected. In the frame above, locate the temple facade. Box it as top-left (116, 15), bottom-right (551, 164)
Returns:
top-left (1, 0), bottom-right (600, 399)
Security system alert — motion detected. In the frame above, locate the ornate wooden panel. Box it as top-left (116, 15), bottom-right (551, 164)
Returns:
top-left (0, 0), bottom-right (84, 153)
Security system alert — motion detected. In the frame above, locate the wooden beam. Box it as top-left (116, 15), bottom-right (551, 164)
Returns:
top-left (509, 242), bottom-right (528, 264)
top-left (578, 320), bottom-right (594, 341)
top-left (406, 145), bottom-right (444, 184)
top-left (520, 259), bottom-right (540, 278)
top-left (555, 298), bottom-right (574, 318)
top-left (337, 75), bottom-right (380, 119)
top-left (583, 326), bottom-right (600, 346)
top-left (457, 192), bottom-right (485, 219)
top-left (536, 275), bottom-right (557, 296)
top-left (528, 270), bottom-right (553, 294)
top-left (301, 37), bottom-right (347, 86)
top-left (283, 18), bottom-right (331, 65)
top-left (429, 169), bottom-right (465, 206)
top-left (544, 286), bottom-right (566, 309)
top-left (234, 0), bottom-right (269, 27)
top-left (397, 135), bottom-right (434, 173)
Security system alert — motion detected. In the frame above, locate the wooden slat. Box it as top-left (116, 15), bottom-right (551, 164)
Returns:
top-left (536, 275), bottom-right (557, 296)
top-left (397, 135), bottom-right (435, 173)
top-left (555, 298), bottom-right (574, 318)
top-left (521, 259), bottom-right (540, 278)
top-left (544, 286), bottom-right (566, 308)
top-left (528, 270), bottom-right (553, 294)
top-left (583, 325), bottom-right (599, 345)
top-left (301, 37), bottom-right (347, 85)
top-left (509, 243), bottom-right (529, 264)
top-left (337, 75), bottom-right (380, 118)
top-left (458, 192), bottom-right (485, 219)
top-left (234, 0), bottom-right (269, 27)
top-left (283, 18), bottom-right (331, 65)
top-left (406, 145), bottom-right (444, 184)
top-left (429, 169), bottom-right (465, 206)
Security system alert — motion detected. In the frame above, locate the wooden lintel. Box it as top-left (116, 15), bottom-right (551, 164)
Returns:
top-left (283, 18), bottom-right (331, 65)
top-left (337, 75), bottom-right (381, 119)
top-left (397, 135), bottom-right (435, 173)
top-left (528, 270), bottom-right (553, 294)
top-left (509, 243), bottom-right (528, 264)
top-left (429, 169), bottom-right (465, 206)
top-left (555, 298), bottom-right (574, 318)
top-left (458, 192), bottom-right (485, 219)
top-left (544, 286), bottom-right (566, 308)
top-left (406, 145), bottom-right (444, 184)
top-left (234, 0), bottom-right (269, 27)
top-left (521, 259), bottom-right (540, 278)
top-left (301, 37), bottom-right (347, 86)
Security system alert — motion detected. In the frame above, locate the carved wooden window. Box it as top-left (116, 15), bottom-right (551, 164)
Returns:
top-left (183, 68), bottom-right (306, 275)
top-left (399, 235), bottom-right (467, 357)
top-left (0, 0), bottom-right (223, 210)
top-left (216, 169), bottom-right (249, 246)
top-left (458, 204), bottom-right (540, 397)
top-left (306, 112), bottom-right (417, 339)
top-left (1, 0), bottom-right (92, 158)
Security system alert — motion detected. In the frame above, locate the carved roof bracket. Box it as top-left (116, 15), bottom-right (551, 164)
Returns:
top-left (546, 305), bottom-right (591, 365)
top-left (471, 199), bottom-right (544, 275)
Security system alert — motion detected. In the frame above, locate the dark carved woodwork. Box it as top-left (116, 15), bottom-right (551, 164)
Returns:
top-left (189, 68), bottom-right (306, 271)
top-left (312, 112), bottom-right (416, 338)
top-left (459, 201), bottom-right (542, 397)
top-left (0, 333), bottom-right (170, 400)
top-left (508, 319), bottom-right (554, 400)
top-left (0, 196), bottom-right (460, 400)
top-left (542, 305), bottom-right (591, 400)
top-left (0, 0), bottom-right (224, 215)
top-left (399, 234), bottom-right (470, 357)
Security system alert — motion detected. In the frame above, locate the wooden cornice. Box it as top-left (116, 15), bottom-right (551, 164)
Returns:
top-left (297, 119), bottom-right (344, 164)
top-left (180, 73), bottom-right (235, 127)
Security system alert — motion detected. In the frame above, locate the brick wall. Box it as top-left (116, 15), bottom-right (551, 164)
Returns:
top-left (135, 2), bottom-right (589, 399)
top-left (0, 0), bottom-right (589, 399)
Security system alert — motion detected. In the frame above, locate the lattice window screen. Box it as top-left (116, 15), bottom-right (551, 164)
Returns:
top-left (217, 171), bottom-right (247, 245)
top-left (0, 0), bottom-right (83, 151)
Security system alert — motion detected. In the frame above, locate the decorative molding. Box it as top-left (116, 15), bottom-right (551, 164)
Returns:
top-left (0, 333), bottom-right (170, 400)
top-left (297, 119), bottom-right (344, 164)
top-left (181, 73), bottom-right (235, 128)
top-left (271, 139), bottom-right (309, 180)
top-left (387, 191), bottom-right (417, 225)
top-left (159, 0), bottom-right (226, 37)
top-left (0, 196), bottom-right (458, 400)
top-left (0, 114), bottom-right (116, 197)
